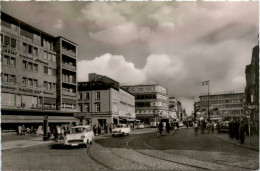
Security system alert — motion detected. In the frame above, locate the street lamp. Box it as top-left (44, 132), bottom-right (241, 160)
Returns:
top-left (202, 80), bottom-right (210, 120)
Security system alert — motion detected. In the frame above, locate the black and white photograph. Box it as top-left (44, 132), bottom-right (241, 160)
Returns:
top-left (1, 1), bottom-right (259, 170)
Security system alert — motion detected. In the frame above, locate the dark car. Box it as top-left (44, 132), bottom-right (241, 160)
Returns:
top-left (217, 121), bottom-right (229, 132)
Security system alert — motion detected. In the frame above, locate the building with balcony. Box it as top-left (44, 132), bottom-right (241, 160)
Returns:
top-left (121, 85), bottom-right (169, 123)
top-left (199, 92), bottom-right (245, 120)
top-left (245, 43), bottom-right (259, 132)
top-left (168, 97), bottom-right (178, 119)
top-left (77, 73), bottom-right (135, 128)
top-left (1, 12), bottom-right (78, 130)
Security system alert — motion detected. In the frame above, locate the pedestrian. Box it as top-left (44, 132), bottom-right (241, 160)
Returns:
top-left (98, 125), bottom-right (101, 135)
top-left (228, 120), bottom-right (234, 139)
top-left (211, 122), bottom-right (215, 133)
top-left (166, 122), bottom-right (170, 134)
top-left (194, 121), bottom-right (198, 134)
top-left (239, 120), bottom-right (246, 144)
top-left (22, 125), bottom-right (26, 135)
top-left (93, 124), bottom-right (96, 136)
top-left (159, 121), bottom-right (163, 135)
top-left (18, 125), bottom-right (22, 135)
top-left (104, 124), bottom-right (108, 134)
top-left (234, 119), bottom-right (240, 140)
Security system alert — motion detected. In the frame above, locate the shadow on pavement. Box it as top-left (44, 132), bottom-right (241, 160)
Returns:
top-left (49, 143), bottom-right (87, 150)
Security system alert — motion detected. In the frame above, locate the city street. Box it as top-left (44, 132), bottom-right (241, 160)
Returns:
top-left (2, 128), bottom-right (259, 170)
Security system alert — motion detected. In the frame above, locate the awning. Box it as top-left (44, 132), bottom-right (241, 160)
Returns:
top-left (1, 115), bottom-right (78, 123)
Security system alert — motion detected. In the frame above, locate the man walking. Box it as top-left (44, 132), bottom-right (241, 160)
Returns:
top-left (239, 120), bottom-right (246, 144)
top-left (159, 121), bottom-right (163, 135)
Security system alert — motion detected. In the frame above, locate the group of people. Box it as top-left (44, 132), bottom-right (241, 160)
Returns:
top-left (158, 121), bottom-right (173, 135)
top-left (17, 125), bottom-right (36, 135)
top-left (228, 119), bottom-right (248, 144)
top-left (92, 123), bottom-right (116, 136)
top-left (193, 120), bottom-right (214, 134)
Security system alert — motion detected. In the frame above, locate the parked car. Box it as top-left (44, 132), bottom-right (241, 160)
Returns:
top-left (112, 124), bottom-right (130, 136)
top-left (217, 121), bottom-right (229, 132)
top-left (179, 122), bottom-right (184, 127)
top-left (64, 125), bottom-right (94, 148)
top-left (136, 123), bottom-right (145, 129)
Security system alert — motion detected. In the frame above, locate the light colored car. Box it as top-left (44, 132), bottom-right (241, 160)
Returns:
top-left (179, 122), bottom-right (184, 127)
top-left (112, 124), bottom-right (130, 136)
top-left (136, 123), bottom-right (145, 129)
top-left (64, 125), bottom-right (94, 148)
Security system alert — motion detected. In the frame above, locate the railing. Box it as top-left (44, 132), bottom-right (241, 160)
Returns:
top-left (62, 63), bottom-right (76, 71)
top-left (62, 48), bottom-right (76, 57)
top-left (62, 91), bottom-right (76, 97)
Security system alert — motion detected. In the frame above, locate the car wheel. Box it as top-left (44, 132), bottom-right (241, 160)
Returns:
top-left (84, 143), bottom-right (87, 148)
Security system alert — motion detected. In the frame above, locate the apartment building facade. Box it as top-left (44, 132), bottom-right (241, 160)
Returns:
top-left (1, 12), bottom-right (78, 130)
top-left (77, 73), bottom-right (135, 128)
top-left (199, 92), bottom-right (245, 120)
top-left (121, 85), bottom-right (169, 123)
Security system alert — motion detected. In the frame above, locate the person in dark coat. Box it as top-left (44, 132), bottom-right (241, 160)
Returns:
top-left (234, 119), bottom-right (240, 140)
top-left (228, 120), bottom-right (234, 139)
top-left (166, 122), bottom-right (170, 134)
top-left (239, 120), bottom-right (246, 144)
top-left (159, 121), bottom-right (163, 135)
top-left (93, 124), bottom-right (96, 136)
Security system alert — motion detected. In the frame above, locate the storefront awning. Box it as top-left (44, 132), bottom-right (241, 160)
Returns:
top-left (1, 115), bottom-right (78, 123)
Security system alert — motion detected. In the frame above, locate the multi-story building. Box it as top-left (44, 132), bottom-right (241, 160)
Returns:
top-left (121, 85), bottom-right (169, 123)
top-left (199, 92), bottom-right (245, 120)
top-left (193, 101), bottom-right (201, 119)
top-left (1, 12), bottom-right (78, 130)
top-left (168, 97), bottom-right (178, 119)
top-left (77, 73), bottom-right (135, 128)
top-left (245, 43), bottom-right (259, 132)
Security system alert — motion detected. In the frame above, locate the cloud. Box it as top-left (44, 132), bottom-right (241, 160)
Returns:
top-left (54, 19), bottom-right (64, 30)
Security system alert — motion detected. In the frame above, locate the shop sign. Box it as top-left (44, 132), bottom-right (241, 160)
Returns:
top-left (2, 85), bottom-right (17, 90)
top-left (18, 87), bottom-right (41, 94)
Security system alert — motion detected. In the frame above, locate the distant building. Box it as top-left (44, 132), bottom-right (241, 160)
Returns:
top-left (121, 85), bottom-right (169, 123)
top-left (245, 44), bottom-right (259, 132)
top-left (193, 101), bottom-right (201, 119)
top-left (1, 12), bottom-right (78, 130)
top-left (199, 92), bottom-right (245, 120)
top-left (77, 73), bottom-right (135, 128)
top-left (168, 97), bottom-right (178, 119)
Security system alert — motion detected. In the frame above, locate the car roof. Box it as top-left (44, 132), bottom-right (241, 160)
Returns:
top-left (71, 125), bottom-right (91, 129)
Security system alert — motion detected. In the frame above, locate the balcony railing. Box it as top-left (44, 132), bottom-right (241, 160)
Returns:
top-left (62, 48), bottom-right (76, 57)
top-left (62, 63), bottom-right (76, 71)
top-left (62, 91), bottom-right (76, 97)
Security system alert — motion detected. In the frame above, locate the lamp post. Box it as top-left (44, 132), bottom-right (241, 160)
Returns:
top-left (202, 80), bottom-right (210, 120)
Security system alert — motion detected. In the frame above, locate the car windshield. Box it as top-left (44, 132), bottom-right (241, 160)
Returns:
top-left (71, 127), bottom-right (86, 134)
top-left (116, 125), bottom-right (124, 128)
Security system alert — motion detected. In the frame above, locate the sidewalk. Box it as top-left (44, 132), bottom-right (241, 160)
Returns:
top-left (1, 134), bottom-right (54, 151)
top-left (211, 132), bottom-right (259, 151)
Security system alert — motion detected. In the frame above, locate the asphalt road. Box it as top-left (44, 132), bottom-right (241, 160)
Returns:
top-left (2, 128), bottom-right (259, 170)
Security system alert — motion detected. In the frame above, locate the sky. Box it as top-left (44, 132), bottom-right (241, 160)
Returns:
top-left (2, 2), bottom-right (258, 115)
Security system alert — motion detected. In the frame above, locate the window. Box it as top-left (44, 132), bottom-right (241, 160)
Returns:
top-left (4, 36), bottom-right (10, 46)
top-left (28, 79), bottom-right (33, 87)
top-left (10, 57), bottom-right (16, 67)
top-left (22, 61), bottom-right (27, 69)
top-left (53, 69), bottom-right (56, 76)
top-left (43, 81), bottom-right (48, 89)
top-left (28, 45), bottom-right (32, 54)
top-left (23, 77), bottom-right (27, 86)
top-left (3, 55), bottom-right (9, 65)
top-left (48, 82), bottom-right (51, 90)
top-left (43, 51), bottom-right (48, 59)
top-left (23, 43), bottom-right (27, 53)
top-left (85, 104), bottom-right (90, 112)
top-left (28, 62), bottom-right (33, 71)
top-left (86, 92), bottom-right (89, 100)
top-left (52, 54), bottom-right (56, 62)
top-left (48, 53), bottom-right (52, 60)
top-left (48, 68), bottom-right (52, 75)
top-left (34, 64), bottom-right (38, 72)
top-left (33, 79), bottom-right (38, 87)
top-left (96, 103), bottom-right (100, 112)
top-left (11, 38), bottom-right (16, 48)
top-left (44, 66), bottom-right (48, 74)
top-left (9, 75), bottom-right (16, 84)
top-left (53, 83), bottom-right (56, 91)
top-left (3, 74), bottom-right (8, 83)
top-left (79, 93), bottom-right (82, 99)
top-left (96, 92), bottom-right (100, 100)
top-left (33, 47), bottom-right (38, 56)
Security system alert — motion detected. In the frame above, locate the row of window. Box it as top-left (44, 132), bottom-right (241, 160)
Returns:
top-left (43, 51), bottom-right (56, 62)
top-left (136, 110), bottom-right (167, 114)
top-left (78, 92), bottom-right (100, 100)
top-left (78, 103), bottom-right (100, 112)
top-left (22, 77), bottom-right (38, 88)
top-left (43, 66), bottom-right (57, 76)
top-left (23, 61), bottom-right (38, 72)
top-left (3, 55), bottom-right (16, 67)
top-left (22, 43), bottom-right (38, 56)
top-left (62, 74), bottom-right (76, 83)
top-left (1, 35), bottom-right (16, 48)
top-left (43, 81), bottom-right (56, 91)
top-left (200, 99), bottom-right (243, 106)
top-left (3, 73), bottom-right (16, 84)
top-left (200, 94), bottom-right (244, 101)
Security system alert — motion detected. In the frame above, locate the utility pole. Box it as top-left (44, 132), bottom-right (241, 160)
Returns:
top-left (202, 80), bottom-right (210, 120)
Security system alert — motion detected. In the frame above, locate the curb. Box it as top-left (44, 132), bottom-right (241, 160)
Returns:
top-left (211, 134), bottom-right (259, 152)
